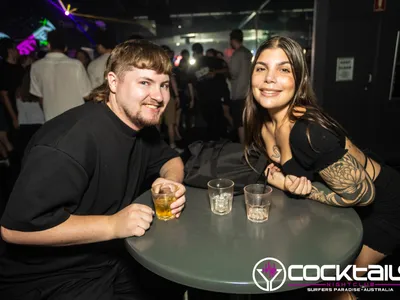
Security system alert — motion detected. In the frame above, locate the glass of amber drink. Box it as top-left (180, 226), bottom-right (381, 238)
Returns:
top-left (151, 183), bottom-right (178, 221)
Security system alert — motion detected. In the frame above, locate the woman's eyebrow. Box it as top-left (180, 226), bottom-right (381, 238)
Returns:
top-left (255, 61), bottom-right (291, 66)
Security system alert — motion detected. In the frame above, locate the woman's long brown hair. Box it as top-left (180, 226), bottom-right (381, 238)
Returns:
top-left (243, 36), bottom-right (346, 161)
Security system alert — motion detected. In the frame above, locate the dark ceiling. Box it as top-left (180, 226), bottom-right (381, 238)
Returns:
top-left (68, 0), bottom-right (314, 17)
top-left (1, 0), bottom-right (314, 25)
top-left (0, 0), bottom-right (314, 44)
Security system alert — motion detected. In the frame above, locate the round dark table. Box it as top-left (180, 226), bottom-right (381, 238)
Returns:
top-left (125, 186), bottom-right (362, 294)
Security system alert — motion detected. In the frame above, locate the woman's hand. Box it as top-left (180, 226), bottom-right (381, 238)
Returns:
top-left (265, 163), bottom-right (281, 177)
top-left (284, 174), bottom-right (312, 196)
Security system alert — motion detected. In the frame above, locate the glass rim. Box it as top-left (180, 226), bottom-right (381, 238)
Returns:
top-left (207, 178), bottom-right (234, 189)
top-left (151, 183), bottom-right (178, 195)
top-left (244, 183), bottom-right (273, 195)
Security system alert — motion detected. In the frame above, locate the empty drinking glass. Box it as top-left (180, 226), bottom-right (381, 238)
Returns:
top-left (207, 178), bottom-right (234, 215)
top-left (244, 184), bottom-right (273, 223)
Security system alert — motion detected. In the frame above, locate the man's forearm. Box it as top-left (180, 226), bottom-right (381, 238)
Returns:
top-left (159, 157), bottom-right (184, 183)
top-left (1, 214), bottom-right (114, 247)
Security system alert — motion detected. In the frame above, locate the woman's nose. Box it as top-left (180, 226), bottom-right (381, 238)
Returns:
top-left (265, 70), bottom-right (276, 83)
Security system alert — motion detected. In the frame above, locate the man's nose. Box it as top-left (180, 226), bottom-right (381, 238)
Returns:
top-left (150, 87), bottom-right (164, 102)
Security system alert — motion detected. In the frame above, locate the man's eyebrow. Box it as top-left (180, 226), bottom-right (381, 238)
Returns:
top-left (139, 77), bottom-right (170, 84)
top-left (255, 61), bottom-right (291, 66)
top-left (139, 77), bottom-right (155, 83)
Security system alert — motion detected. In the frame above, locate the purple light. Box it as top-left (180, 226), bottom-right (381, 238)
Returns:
top-left (65, 11), bottom-right (70, 16)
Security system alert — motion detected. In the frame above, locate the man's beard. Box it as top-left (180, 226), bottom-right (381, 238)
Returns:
top-left (128, 109), bottom-right (161, 129)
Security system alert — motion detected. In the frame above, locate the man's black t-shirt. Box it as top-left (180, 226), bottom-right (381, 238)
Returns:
top-left (214, 58), bottom-right (230, 100)
top-left (190, 56), bottom-right (225, 102)
top-left (0, 101), bottom-right (178, 289)
top-left (174, 66), bottom-right (190, 93)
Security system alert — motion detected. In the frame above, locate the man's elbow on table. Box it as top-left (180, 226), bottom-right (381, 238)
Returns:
top-left (1, 226), bottom-right (20, 244)
top-left (0, 226), bottom-right (43, 245)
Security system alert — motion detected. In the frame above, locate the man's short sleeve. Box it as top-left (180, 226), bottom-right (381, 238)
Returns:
top-left (29, 63), bottom-right (42, 97)
top-left (142, 127), bottom-right (179, 180)
top-left (1, 145), bottom-right (89, 232)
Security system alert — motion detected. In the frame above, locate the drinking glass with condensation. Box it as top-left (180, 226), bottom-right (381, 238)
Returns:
top-left (151, 183), bottom-right (178, 221)
top-left (207, 178), bottom-right (234, 215)
top-left (244, 184), bottom-right (273, 223)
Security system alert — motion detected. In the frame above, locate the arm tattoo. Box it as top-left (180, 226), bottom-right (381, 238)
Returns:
top-left (271, 145), bottom-right (280, 159)
top-left (307, 153), bottom-right (375, 207)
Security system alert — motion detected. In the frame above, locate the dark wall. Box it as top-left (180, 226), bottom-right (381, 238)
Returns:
top-left (312, 0), bottom-right (400, 164)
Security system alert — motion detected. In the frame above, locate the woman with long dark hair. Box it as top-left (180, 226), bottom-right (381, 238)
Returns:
top-left (244, 36), bottom-right (400, 300)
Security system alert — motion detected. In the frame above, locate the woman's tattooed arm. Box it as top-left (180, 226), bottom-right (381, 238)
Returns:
top-left (307, 153), bottom-right (375, 207)
top-left (271, 145), bottom-right (280, 159)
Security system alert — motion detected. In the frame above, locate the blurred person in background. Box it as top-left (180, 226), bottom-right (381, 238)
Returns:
top-left (206, 48), bottom-right (234, 134)
top-left (0, 104), bottom-right (13, 204)
top-left (191, 43), bottom-right (226, 141)
top-left (0, 38), bottom-right (24, 194)
top-left (75, 48), bottom-right (92, 69)
top-left (229, 29), bottom-right (253, 144)
top-left (88, 30), bottom-right (116, 89)
top-left (0, 38), bottom-right (24, 133)
top-left (175, 49), bottom-right (195, 132)
top-left (216, 50), bottom-right (225, 60)
top-left (30, 30), bottom-right (91, 121)
top-left (160, 45), bottom-right (182, 150)
top-left (15, 55), bottom-right (44, 158)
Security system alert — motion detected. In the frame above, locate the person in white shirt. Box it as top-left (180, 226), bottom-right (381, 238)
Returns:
top-left (30, 30), bottom-right (91, 121)
top-left (87, 31), bottom-right (115, 89)
top-left (228, 29), bottom-right (253, 144)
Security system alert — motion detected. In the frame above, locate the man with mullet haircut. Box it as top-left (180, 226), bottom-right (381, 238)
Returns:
top-left (0, 40), bottom-right (186, 299)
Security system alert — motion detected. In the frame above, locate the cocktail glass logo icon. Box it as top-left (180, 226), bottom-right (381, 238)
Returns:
top-left (252, 257), bottom-right (287, 292)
